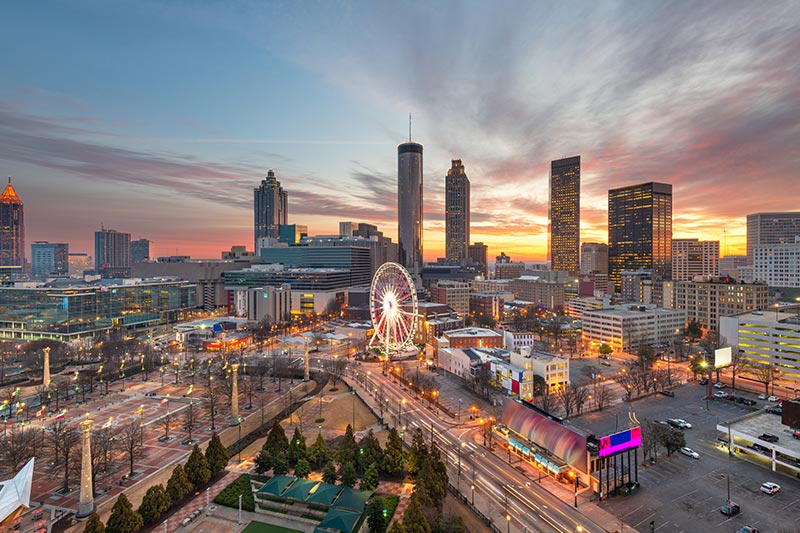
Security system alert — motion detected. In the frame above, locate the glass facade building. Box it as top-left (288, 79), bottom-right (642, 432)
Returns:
top-left (549, 156), bottom-right (580, 273)
top-left (445, 159), bottom-right (470, 264)
top-left (260, 246), bottom-right (372, 286)
top-left (254, 169), bottom-right (288, 250)
top-left (398, 142), bottom-right (423, 277)
top-left (0, 279), bottom-right (196, 342)
top-left (31, 242), bottom-right (69, 277)
top-left (608, 182), bottom-right (672, 290)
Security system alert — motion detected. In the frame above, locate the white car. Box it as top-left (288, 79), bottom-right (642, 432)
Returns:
top-left (760, 481), bottom-right (781, 494)
top-left (758, 394), bottom-right (767, 400)
top-left (680, 447), bottom-right (700, 459)
top-left (713, 391), bottom-right (728, 398)
top-left (667, 418), bottom-right (692, 429)
top-left (767, 395), bottom-right (779, 402)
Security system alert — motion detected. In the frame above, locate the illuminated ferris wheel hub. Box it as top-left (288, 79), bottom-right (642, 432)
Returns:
top-left (369, 262), bottom-right (418, 357)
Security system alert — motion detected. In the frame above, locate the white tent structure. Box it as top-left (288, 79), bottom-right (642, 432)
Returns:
top-left (0, 457), bottom-right (34, 525)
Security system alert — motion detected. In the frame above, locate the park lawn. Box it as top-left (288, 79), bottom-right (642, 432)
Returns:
top-left (241, 521), bottom-right (302, 533)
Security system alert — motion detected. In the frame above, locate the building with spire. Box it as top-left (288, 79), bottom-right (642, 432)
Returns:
top-left (0, 178), bottom-right (24, 271)
top-left (398, 142), bottom-right (423, 277)
top-left (445, 160), bottom-right (470, 264)
top-left (254, 169), bottom-right (288, 253)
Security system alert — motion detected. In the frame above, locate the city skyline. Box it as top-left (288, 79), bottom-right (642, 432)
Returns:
top-left (2, 2), bottom-right (799, 260)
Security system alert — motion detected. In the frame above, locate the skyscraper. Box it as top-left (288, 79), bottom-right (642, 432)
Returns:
top-left (95, 228), bottom-right (131, 271)
top-left (0, 178), bottom-right (24, 268)
top-left (398, 142), bottom-right (423, 276)
top-left (580, 242), bottom-right (608, 274)
top-left (130, 238), bottom-right (152, 263)
top-left (31, 242), bottom-right (69, 277)
top-left (468, 242), bottom-right (488, 278)
top-left (254, 169), bottom-right (288, 251)
top-left (746, 212), bottom-right (800, 264)
top-left (608, 182), bottom-right (672, 290)
top-left (549, 156), bottom-right (580, 273)
top-left (445, 159), bottom-right (470, 264)
top-left (671, 239), bottom-right (719, 281)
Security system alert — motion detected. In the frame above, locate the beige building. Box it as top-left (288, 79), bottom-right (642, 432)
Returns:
top-left (508, 277), bottom-right (565, 310)
top-left (433, 280), bottom-right (471, 316)
top-left (674, 278), bottom-right (769, 332)
top-left (581, 304), bottom-right (685, 353)
top-left (510, 347), bottom-right (570, 391)
top-left (671, 239), bottom-right (720, 281)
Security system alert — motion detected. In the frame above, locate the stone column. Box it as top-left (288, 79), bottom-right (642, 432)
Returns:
top-left (43, 347), bottom-right (51, 387)
top-left (77, 419), bottom-right (94, 518)
top-left (231, 364), bottom-right (239, 419)
top-left (304, 338), bottom-right (310, 382)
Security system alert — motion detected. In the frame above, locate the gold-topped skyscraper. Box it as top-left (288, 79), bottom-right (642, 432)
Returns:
top-left (0, 177), bottom-right (24, 269)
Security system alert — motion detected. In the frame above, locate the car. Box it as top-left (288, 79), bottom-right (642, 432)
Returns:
top-left (668, 418), bottom-right (692, 429)
top-left (758, 394), bottom-right (767, 400)
top-left (768, 395), bottom-right (779, 402)
top-left (600, 361), bottom-right (611, 367)
top-left (720, 502), bottom-right (740, 516)
top-left (759, 433), bottom-right (779, 443)
top-left (699, 378), bottom-right (708, 385)
top-left (740, 398), bottom-right (757, 406)
top-left (599, 354), bottom-right (610, 359)
top-left (793, 431), bottom-right (800, 440)
top-left (680, 447), bottom-right (700, 459)
top-left (659, 390), bottom-right (675, 397)
top-left (713, 390), bottom-right (728, 398)
top-left (760, 481), bottom-right (781, 494)
top-left (737, 527), bottom-right (759, 533)
top-left (765, 406), bottom-right (782, 415)
top-left (714, 382), bottom-right (726, 389)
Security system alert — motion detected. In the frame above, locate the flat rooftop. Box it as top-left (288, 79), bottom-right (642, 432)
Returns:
top-left (720, 410), bottom-right (800, 464)
top-left (444, 327), bottom-right (503, 338)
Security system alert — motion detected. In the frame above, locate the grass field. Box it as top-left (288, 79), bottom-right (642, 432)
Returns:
top-left (242, 521), bottom-right (302, 533)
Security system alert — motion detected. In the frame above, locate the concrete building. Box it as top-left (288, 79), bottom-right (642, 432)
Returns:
top-left (468, 242), bottom-right (489, 278)
top-left (302, 234), bottom-right (396, 278)
top-left (445, 159), bottom-right (470, 264)
top-left (577, 273), bottom-right (610, 297)
top-left (565, 296), bottom-right (612, 319)
top-left (94, 228), bottom-right (130, 273)
top-left (437, 347), bottom-right (484, 382)
top-left (752, 237), bottom-right (800, 288)
top-left (720, 308), bottom-right (800, 390)
top-left (130, 238), bottom-right (151, 263)
top-left (398, 142), bottom-right (423, 277)
top-left (608, 182), bottom-right (672, 290)
top-left (260, 246), bottom-right (372, 287)
top-left (254, 169), bottom-right (288, 251)
top-left (415, 302), bottom-right (464, 345)
top-left (747, 212), bottom-right (800, 264)
top-left (440, 327), bottom-right (504, 349)
top-left (470, 290), bottom-right (513, 322)
top-left (720, 255), bottom-right (749, 277)
top-left (495, 262), bottom-right (525, 280)
top-left (510, 347), bottom-right (570, 391)
top-left (228, 283), bottom-right (292, 323)
top-left (580, 242), bottom-right (608, 275)
top-left (433, 280), bottom-right (470, 316)
top-left (581, 304), bottom-right (685, 353)
top-left (671, 239), bottom-right (719, 281)
top-left (0, 178), bottom-right (24, 270)
top-left (278, 224), bottom-right (308, 245)
top-left (68, 253), bottom-right (93, 278)
top-left (674, 278), bottom-right (769, 332)
top-left (549, 156), bottom-right (581, 273)
top-left (31, 242), bottom-right (68, 277)
top-left (508, 277), bottom-right (565, 310)
top-left (502, 330), bottom-right (537, 351)
top-left (482, 352), bottom-right (534, 400)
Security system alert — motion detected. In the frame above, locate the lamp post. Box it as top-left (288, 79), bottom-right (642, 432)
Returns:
top-left (470, 484), bottom-right (474, 506)
top-left (141, 353), bottom-right (146, 381)
top-left (120, 360), bottom-right (126, 392)
top-left (351, 390), bottom-right (356, 429)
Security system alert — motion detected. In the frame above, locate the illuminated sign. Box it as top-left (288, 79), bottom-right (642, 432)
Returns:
top-left (599, 426), bottom-right (641, 457)
top-left (715, 347), bottom-right (732, 368)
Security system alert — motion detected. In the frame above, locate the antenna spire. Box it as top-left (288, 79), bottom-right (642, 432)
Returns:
top-left (408, 113), bottom-right (412, 142)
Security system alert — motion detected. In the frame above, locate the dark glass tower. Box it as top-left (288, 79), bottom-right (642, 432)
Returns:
top-left (398, 142), bottom-right (423, 276)
top-left (254, 169), bottom-right (288, 250)
top-left (549, 156), bottom-right (580, 273)
top-left (0, 178), bottom-right (25, 268)
top-left (445, 159), bottom-right (470, 264)
top-left (608, 182), bottom-right (672, 290)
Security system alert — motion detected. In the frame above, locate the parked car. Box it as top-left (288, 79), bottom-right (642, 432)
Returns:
top-left (759, 433), bottom-right (779, 443)
top-left (720, 502), bottom-right (740, 516)
top-left (792, 431), bottom-right (800, 440)
top-left (713, 391), bottom-right (728, 398)
top-left (768, 395), bottom-right (779, 402)
top-left (600, 361), bottom-right (611, 367)
top-left (714, 382), bottom-right (726, 389)
top-left (680, 447), bottom-right (700, 459)
top-left (659, 390), bottom-right (675, 397)
top-left (760, 481), bottom-right (781, 494)
top-left (668, 418), bottom-right (692, 429)
top-left (737, 527), bottom-right (759, 533)
top-left (699, 378), bottom-right (708, 385)
top-left (735, 397), bottom-right (757, 406)
top-left (765, 406), bottom-right (782, 415)
top-left (758, 394), bottom-right (767, 400)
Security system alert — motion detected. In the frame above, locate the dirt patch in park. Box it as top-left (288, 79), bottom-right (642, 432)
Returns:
top-left (280, 384), bottom-right (377, 434)
top-left (444, 493), bottom-right (492, 533)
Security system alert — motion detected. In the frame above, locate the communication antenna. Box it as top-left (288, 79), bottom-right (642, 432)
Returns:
top-left (723, 228), bottom-right (727, 257)
top-left (408, 113), bottom-right (412, 142)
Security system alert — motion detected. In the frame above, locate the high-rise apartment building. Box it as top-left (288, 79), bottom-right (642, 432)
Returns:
top-left (549, 156), bottom-right (580, 273)
top-left (671, 239), bottom-right (719, 281)
top-left (254, 169), bottom-right (288, 251)
top-left (398, 142), bottom-right (423, 276)
top-left (31, 242), bottom-right (69, 277)
top-left (130, 238), bottom-right (151, 263)
top-left (468, 242), bottom-right (488, 278)
top-left (752, 238), bottom-right (800, 288)
top-left (94, 228), bottom-right (131, 271)
top-left (608, 182), bottom-right (672, 290)
top-left (674, 278), bottom-right (768, 332)
top-left (0, 178), bottom-right (24, 268)
top-left (746, 212), bottom-right (800, 264)
top-left (445, 159), bottom-right (470, 264)
top-left (580, 243), bottom-right (608, 274)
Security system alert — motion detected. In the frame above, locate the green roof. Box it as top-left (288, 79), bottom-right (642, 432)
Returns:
top-left (257, 475), bottom-right (296, 497)
top-left (282, 479), bottom-right (319, 502)
top-left (315, 508), bottom-right (361, 533)
top-left (305, 482), bottom-right (342, 506)
top-left (332, 486), bottom-right (373, 513)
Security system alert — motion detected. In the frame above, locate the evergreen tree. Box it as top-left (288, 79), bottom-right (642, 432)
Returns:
top-left (295, 457), bottom-right (311, 479)
top-left (288, 426), bottom-right (307, 465)
top-left (340, 461), bottom-right (357, 487)
top-left (205, 432), bottom-right (228, 475)
top-left (82, 512), bottom-right (105, 533)
top-left (272, 451), bottom-right (289, 475)
top-left (403, 495), bottom-right (431, 533)
top-left (138, 483), bottom-right (170, 524)
top-left (407, 429), bottom-right (428, 476)
top-left (185, 444), bottom-right (212, 487)
top-left (308, 431), bottom-right (329, 467)
top-left (366, 496), bottom-right (385, 533)
top-left (359, 429), bottom-right (384, 472)
top-left (255, 422), bottom-right (290, 473)
top-left (388, 521), bottom-right (407, 533)
top-left (165, 464), bottom-right (192, 505)
top-left (383, 427), bottom-right (406, 477)
top-left (106, 494), bottom-right (144, 533)
top-left (322, 461), bottom-right (338, 484)
top-left (361, 462), bottom-right (379, 491)
top-left (433, 514), bottom-right (466, 533)
top-left (337, 424), bottom-right (359, 466)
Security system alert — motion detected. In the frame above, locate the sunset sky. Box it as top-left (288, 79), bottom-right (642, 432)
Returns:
top-left (2, 1), bottom-right (798, 261)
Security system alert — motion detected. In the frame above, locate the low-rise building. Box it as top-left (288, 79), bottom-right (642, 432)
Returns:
top-left (510, 347), bottom-right (570, 391)
top-left (470, 290), bottom-right (514, 322)
top-left (581, 304), bottom-right (685, 353)
top-left (440, 327), bottom-right (504, 349)
top-left (508, 277), bottom-right (565, 310)
top-left (752, 237), bottom-right (800, 288)
top-left (564, 296), bottom-right (612, 319)
top-left (502, 329), bottom-right (537, 350)
top-left (228, 283), bottom-right (292, 323)
top-left (415, 301), bottom-right (464, 345)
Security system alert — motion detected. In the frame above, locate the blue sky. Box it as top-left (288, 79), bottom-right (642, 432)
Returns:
top-left (2, 1), bottom-right (799, 260)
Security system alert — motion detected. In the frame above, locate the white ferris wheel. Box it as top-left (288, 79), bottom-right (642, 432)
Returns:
top-left (369, 262), bottom-right (418, 357)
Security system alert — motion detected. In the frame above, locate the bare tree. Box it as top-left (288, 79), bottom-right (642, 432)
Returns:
top-left (203, 383), bottom-right (221, 431)
top-left (184, 402), bottom-right (197, 442)
top-left (45, 419), bottom-right (81, 493)
top-left (119, 420), bottom-right (145, 478)
top-left (593, 383), bottom-right (611, 411)
top-left (572, 382), bottom-right (591, 416)
top-left (158, 411), bottom-right (174, 441)
top-left (556, 385), bottom-right (578, 418)
top-left (254, 358), bottom-right (271, 391)
top-left (91, 426), bottom-right (120, 495)
top-left (327, 358), bottom-right (349, 390)
top-left (534, 386), bottom-right (559, 414)
top-left (747, 361), bottom-right (775, 397)
top-left (0, 426), bottom-right (37, 476)
top-left (256, 389), bottom-right (270, 427)
top-left (728, 349), bottom-right (746, 396)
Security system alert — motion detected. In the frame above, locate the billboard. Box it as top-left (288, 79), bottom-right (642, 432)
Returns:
top-left (599, 427), bottom-right (642, 458)
top-left (715, 347), bottom-right (732, 368)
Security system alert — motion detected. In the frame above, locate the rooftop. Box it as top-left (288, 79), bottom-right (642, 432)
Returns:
top-left (444, 327), bottom-right (503, 338)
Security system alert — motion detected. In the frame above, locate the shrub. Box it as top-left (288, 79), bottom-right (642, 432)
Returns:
top-left (214, 474), bottom-right (255, 512)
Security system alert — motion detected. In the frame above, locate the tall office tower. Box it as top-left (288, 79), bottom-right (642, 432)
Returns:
top-left (130, 238), bottom-right (152, 263)
top-left (0, 178), bottom-right (24, 268)
top-left (445, 159), bottom-right (470, 264)
top-left (746, 212), bottom-right (800, 264)
top-left (608, 182), bottom-right (672, 291)
top-left (468, 242), bottom-right (489, 278)
top-left (671, 239), bottom-right (719, 281)
top-left (31, 242), bottom-right (69, 277)
top-left (339, 221), bottom-right (356, 237)
top-left (580, 242), bottom-right (608, 274)
top-left (398, 142), bottom-right (423, 276)
top-left (254, 169), bottom-right (288, 251)
top-left (94, 228), bottom-right (131, 270)
top-left (549, 156), bottom-right (580, 273)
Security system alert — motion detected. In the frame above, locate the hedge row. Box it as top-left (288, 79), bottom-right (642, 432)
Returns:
top-left (214, 474), bottom-right (255, 512)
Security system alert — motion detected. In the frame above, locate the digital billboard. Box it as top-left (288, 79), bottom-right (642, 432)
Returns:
top-left (598, 427), bottom-right (642, 457)
top-left (715, 347), bottom-right (732, 368)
